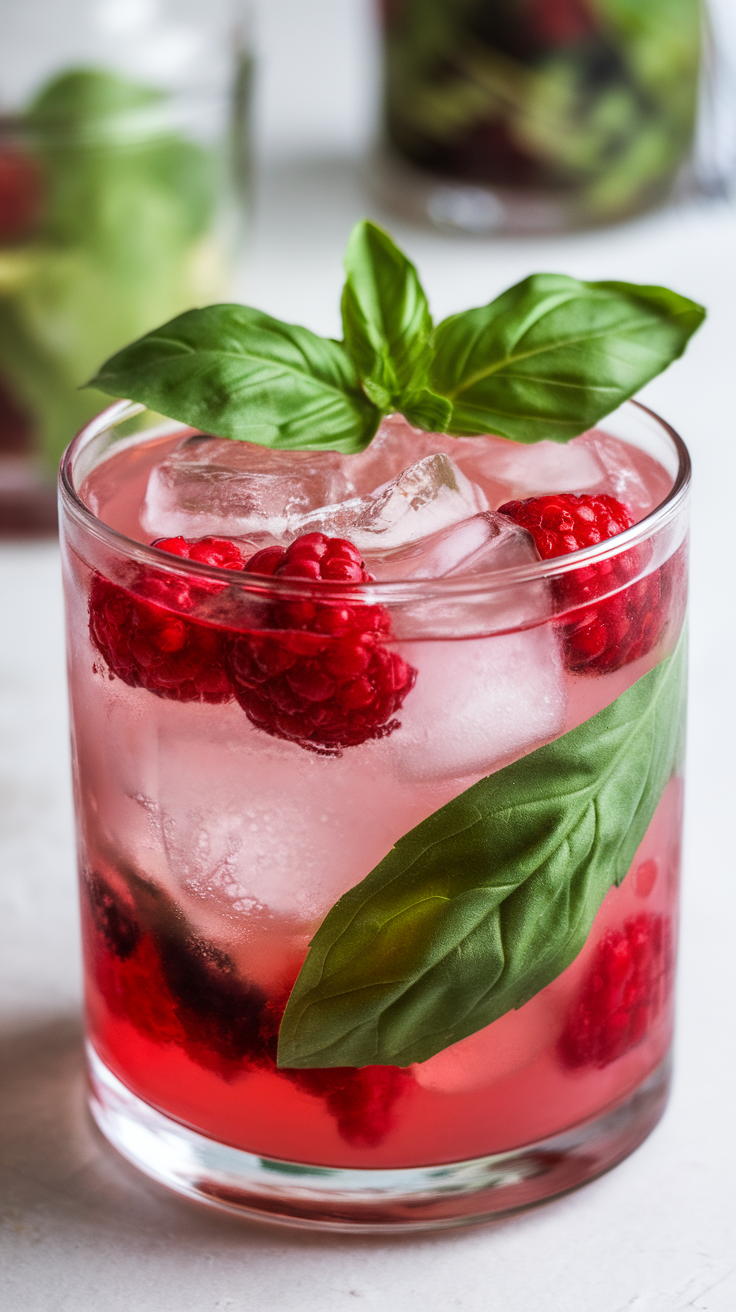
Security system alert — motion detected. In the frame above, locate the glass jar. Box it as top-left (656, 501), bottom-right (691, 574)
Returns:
top-left (374, 0), bottom-right (707, 234)
top-left (0, 0), bottom-right (252, 528)
top-left (59, 398), bottom-right (689, 1230)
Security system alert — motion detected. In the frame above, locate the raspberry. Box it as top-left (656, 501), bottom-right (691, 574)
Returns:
top-left (228, 533), bottom-right (416, 753)
top-left (558, 914), bottom-right (673, 1070)
top-left (527, 0), bottom-right (595, 45)
top-left (0, 148), bottom-right (43, 242)
top-left (498, 493), bottom-right (674, 673)
top-left (89, 536), bottom-right (245, 703)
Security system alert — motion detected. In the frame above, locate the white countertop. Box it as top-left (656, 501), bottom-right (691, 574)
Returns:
top-left (2, 157), bottom-right (736, 1310)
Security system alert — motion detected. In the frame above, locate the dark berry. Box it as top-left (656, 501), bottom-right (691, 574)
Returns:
top-left (498, 493), bottom-right (676, 674)
top-left (155, 927), bottom-right (273, 1076)
top-left (85, 869), bottom-right (140, 961)
top-left (84, 872), bottom-right (412, 1141)
top-left (228, 533), bottom-right (416, 752)
top-left (285, 1064), bottom-right (413, 1147)
top-left (558, 914), bottom-right (673, 1070)
top-left (88, 536), bottom-right (245, 703)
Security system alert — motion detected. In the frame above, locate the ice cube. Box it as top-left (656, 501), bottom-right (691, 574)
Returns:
top-left (457, 434), bottom-right (606, 505)
top-left (364, 509), bottom-right (537, 581)
top-left (141, 434), bottom-right (352, 540)
top-left (582, 430), bottom-right (672, 520)
top-left (342, 413), bottom-right (510, 503)
top-left (387, 623), bottom-right (566, 782)
top-left (291, 454), bottom-right (488, 550)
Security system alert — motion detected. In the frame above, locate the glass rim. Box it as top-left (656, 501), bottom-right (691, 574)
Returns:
top-left (58, 398), bottom-right (691, 605)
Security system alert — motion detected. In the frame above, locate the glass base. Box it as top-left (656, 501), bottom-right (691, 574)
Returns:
top-left (368, 148), bottom-right (681, 237)
top-left (87, 1044), bottom-right (671, 1233)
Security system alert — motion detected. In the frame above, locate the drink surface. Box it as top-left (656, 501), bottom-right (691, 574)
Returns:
top-left (64, 415), bottom-right (685, 1168)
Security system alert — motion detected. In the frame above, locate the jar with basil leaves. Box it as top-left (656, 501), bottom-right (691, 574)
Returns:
top-left (0, 0), bottom-right (251, 528)
top-left (377, 0), bottom-right (703, 232)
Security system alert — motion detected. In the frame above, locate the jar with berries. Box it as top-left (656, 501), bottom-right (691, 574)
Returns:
top-left (375, 0), bottom-right (733, 234)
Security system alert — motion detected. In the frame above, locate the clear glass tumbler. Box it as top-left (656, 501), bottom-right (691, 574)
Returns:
top-left (59, 399), bottom-right (689, 1231)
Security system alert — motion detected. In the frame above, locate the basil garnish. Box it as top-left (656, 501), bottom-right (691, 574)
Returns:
top-left (341, 218), bottom-right (432, 412)
top-left (90, 303), bottom-right (381, 454)
top-left (277, 638), bottom-right (686, 1070)
top-left (429, 275), bottom-right (705, 444)
top-left (88, 220), bottom-right (704, 451)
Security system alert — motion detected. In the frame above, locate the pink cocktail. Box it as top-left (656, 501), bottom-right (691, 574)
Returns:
top-left (60, 397), bottom-right (689, 1228)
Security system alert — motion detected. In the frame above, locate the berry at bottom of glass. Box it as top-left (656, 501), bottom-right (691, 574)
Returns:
top-left (60, 402), bottom-right (689, 1228)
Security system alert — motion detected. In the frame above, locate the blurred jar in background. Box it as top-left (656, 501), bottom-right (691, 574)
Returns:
top-left (0, 0), bottom-right (252, 532)
top-left (376, 0), bottom-right (706, 234)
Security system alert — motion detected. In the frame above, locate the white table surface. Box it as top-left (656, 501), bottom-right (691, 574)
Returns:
top-left (2, 159), bottom-right (736, 1310)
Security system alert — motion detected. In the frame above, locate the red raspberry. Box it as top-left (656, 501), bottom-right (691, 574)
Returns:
top-left (558, 914), bottom-right (673, 1070)
top-left (0, 148), bottom-right (43, 241)
top-left (89, 536), bottom-right (245, 703)
top-left (498, 493), bottom-right (674, 673)
top-left (228, 533), bottom-right (416, 753)
top-left (527, 0), bottom-right (595, 45)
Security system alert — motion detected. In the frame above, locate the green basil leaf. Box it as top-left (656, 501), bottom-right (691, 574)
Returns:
top-left (278, 637), bottom-right (686, 1069)
top-left (341, 219), bottom-right (434, 412)
top-left (400, 387), bottom-right (453, 433)
top-left (429, 274), bottom-right (705, 442)
top-left (87, 304), bottom-right (382, 454)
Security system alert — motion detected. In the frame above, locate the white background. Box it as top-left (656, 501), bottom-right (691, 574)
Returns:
top-left (2, 2), bottom-right (736, 1308)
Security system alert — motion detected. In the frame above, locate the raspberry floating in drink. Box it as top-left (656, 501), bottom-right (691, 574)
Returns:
top-left (229, 533), bottom-right (417, 752)
top-left (498, 492), bottom-right (674, 672)
top-left (88, 536), bottom-right (245, 703)
top-left (558, 915), bottom-right (673, 1071)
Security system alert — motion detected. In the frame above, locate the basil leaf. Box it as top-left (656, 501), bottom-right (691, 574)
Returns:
top-left (400, 388), bottom-right (453, 433)
top-left (341, 219), bottom-right (434, 412)
top-left (278, 638), bottom-right (686, 1069)
top-left (88, 304), bottom-right (382, 454)
top-left (429, 274), bottom-right (705, 442)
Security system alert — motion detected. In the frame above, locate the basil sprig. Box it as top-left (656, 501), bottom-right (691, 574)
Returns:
top-left (277, 638), bottom-right (686, 1070)
top-left (88, 220), bottom-right (704, 450)
top-left (341, 220), bottom-right (452, 433)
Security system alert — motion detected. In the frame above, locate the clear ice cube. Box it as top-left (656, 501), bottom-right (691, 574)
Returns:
top-left (141, 434), bottom-right (353, 540)
top-left (461, 434), bottom-right (606, 504)
top-left (387, 624), bottom-right (566, 782)
top-left (291, 453), bottom-right (488, 550)
top-left (583, 430), bottom-right (671, 519)
top-left (364, 510), bottom-right (537, 581)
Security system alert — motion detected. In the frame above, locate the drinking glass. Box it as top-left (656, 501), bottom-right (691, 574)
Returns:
top-left (59, 399), bottom-right (689, 1230)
